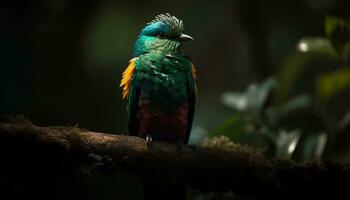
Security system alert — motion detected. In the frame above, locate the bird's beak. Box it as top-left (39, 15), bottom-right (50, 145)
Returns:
top-left (179, 33), bottom-right (194, 41)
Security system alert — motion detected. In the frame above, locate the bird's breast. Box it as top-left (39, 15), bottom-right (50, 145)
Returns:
top-left (136, 99), bottom-right (189, 142)
top-left (135, 70), bottom-right (188, 105)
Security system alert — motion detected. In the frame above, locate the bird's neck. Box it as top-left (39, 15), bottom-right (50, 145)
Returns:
top-left (133, 35), bottom-right (182, 56)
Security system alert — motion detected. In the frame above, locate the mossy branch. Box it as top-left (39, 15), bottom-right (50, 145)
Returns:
top-left (0, 118), bottom-right (349, 197)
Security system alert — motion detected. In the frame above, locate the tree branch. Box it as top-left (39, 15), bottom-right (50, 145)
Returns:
top-left (0, 118), bottom-right (349, 197)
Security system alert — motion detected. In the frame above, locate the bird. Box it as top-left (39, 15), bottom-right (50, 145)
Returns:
top-left (120, 13), bottom-right (197, 147)
top-left (120, 13), bottom-right (196, 200)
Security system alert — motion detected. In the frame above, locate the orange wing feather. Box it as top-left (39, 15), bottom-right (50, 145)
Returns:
top-left (120, 58), bottom-right (137, 99)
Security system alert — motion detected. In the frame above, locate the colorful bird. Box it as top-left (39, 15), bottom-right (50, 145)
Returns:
top-left (120, 13), bottom-right (197, 146)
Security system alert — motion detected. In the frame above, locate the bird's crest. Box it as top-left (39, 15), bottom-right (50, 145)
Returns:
top-left (148, 13), bottom-right (184, 33)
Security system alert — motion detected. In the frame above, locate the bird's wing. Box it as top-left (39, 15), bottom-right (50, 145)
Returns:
top-left (185, 64), bottom-right (197, 144)
top-left (120, 58), bottom-right (139, 136)
top-left (127, 81), bottom-right (140, 136)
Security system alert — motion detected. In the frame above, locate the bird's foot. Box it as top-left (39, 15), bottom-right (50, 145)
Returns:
top-left (176, 139), bottom-right (184, 153)
top-left (146, 135), bottom-right (153, 149)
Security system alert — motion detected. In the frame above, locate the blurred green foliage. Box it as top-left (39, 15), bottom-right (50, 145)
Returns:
top-left (213, 15), bottom-right (350, 162)
top-left (316, 67), bottom-right (350, 103)
top-left (325, 16), bottom-right (350, 61)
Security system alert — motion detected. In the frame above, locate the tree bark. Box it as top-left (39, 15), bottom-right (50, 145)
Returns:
top-left (0, 117), bottom-right (349, 198)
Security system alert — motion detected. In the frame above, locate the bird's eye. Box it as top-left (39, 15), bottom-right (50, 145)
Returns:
top-left (157, 32), bottom-right (164, 39)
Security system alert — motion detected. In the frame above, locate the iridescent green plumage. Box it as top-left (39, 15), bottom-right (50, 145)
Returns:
top-left (121, 13), bottom-right (196, 144)
top-left (133, 51), bottom-right (192, 109)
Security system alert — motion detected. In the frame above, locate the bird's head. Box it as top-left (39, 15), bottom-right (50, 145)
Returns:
top-left (133, 13), bottom-right (193, 56)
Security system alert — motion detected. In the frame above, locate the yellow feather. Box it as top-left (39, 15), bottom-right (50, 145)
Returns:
top-left (120, 58), bottom-right (137, 99)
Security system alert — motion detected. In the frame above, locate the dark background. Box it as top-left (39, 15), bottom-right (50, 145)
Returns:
top-left (1, 0), bottom-right (350, 199)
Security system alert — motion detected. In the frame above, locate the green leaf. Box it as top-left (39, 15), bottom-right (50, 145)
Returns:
top-left (325, 16), bottom-right (350, 62)
top-left (301, 133), bottom-right (328, 161)
top-left (221, 77), bottom-right (277, 116)
top-left (247, 78), bottom-right (277, 114)
top-left (275, 130), bottom-right (301, 159)
top-left (266, 95), bottom-right (311, 126)
top-left (316, 67), bottom-right (350, 103)
top-left (279, 95), bottom-right (311, 116)
top-left (274, 50), bottom-right (340, 104)
top-left (296, 37), bottom-right (338, 57)
top-left (212, 114), bottom-right (247, 142)
top-left (221, 92), bottom-right (248, 112)
top-left (339, 110), bottom-right (350, 131)
top-left (188, 126), bottom-right (208, 145)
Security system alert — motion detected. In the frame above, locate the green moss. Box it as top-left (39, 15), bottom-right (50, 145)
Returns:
top-left (200, 136), bottom-right (264, 158)
top-left (201, 136), bottom-right (239, 150)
